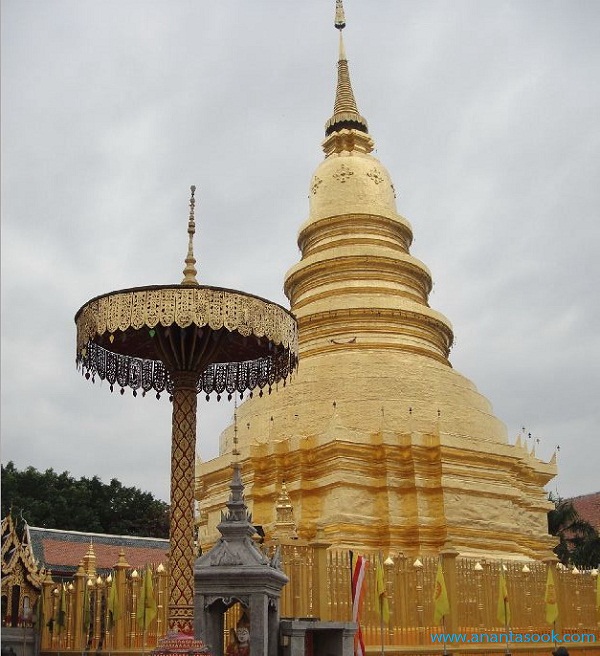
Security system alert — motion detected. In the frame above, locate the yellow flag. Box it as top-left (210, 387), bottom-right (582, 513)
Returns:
top-left (544, 566), bottom-right (559, 624)
top-left (375, 556), bottom-right (390, 624)
top-left (136, 567), bottom-right (157, 631)
top-left (35, 588), bottom-right (45, 630)
top-left (57, 584), bottom-right (67, 633)
top-left (82, 580), bottom-right (91, 632)
top-left (108, 573), bottom-right (120, 629)
top-left (496, 570), bottom-right (511, 626)
top-left (433, 562), bottom-right (450, 625)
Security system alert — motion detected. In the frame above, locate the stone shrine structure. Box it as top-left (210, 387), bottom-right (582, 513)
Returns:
top-left (196, 4), bottom-right (556, 560)
top-left (194, 464), bottom-right (287, 656)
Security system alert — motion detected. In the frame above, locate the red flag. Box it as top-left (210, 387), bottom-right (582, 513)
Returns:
top-left (351, 553), bottom-right (367, 656)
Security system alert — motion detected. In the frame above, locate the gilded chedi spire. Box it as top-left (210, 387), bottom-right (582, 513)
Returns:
top-left (285, 2), bottom-right (453, 365)
top-left (197, 3), bottom-right (556, 560)
top-left (334, 0), bottom-right (346, 29)
top-left (325, 1), bottom-right (368, 138)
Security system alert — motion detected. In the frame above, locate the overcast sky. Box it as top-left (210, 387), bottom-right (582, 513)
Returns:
top-left (2, 1), bottom-right (599, 506)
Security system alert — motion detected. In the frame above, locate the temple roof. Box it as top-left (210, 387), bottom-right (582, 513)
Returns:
top-left (1, 515), bottom-right (44, 589)
top-left (570, 491), bottom-right (600, 531)
top-left (27, 526), bottom-right (168, 576)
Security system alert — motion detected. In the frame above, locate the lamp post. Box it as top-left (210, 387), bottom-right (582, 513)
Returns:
top-left (65, 583), bottom-right (74, 648)
top-left (413, 558), bottom-right (424, 643)
top-left (130, 569), bottom-right (139, 646)
top-left (51, 587), bottom-right (59, 649)
top-left (384, 555), bottom-right (394, 642)
top-left (156, 563), bottom-right (167, 638)
top-left (520, 564), bottom-right (531, 630)
top-left (474, 561), bottom-right (484, 629)
top-left (572, 566), bottom-right (582, 629)
top-left (84, 577), bottom-right (95, 652)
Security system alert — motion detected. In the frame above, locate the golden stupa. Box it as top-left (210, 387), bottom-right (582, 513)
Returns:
top-left (196, 4), bottom-right (556, 560)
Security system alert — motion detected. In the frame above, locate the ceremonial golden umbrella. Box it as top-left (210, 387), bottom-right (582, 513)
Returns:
top-left (75, 187), bottom-right (297, 635)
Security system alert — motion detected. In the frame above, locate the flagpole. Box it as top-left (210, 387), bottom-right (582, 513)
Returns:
top-left (350, 550), bottom-right (354, 599)
top-left (141, 575), bottom-right (146, 656)
top-left (504, 599), bottom-right (510, 656)
top-left (22, 610), bottom-right (27, 656)
top-left (441, 615), bottom-right (448, 656)
top-left (351, 552), bottom-right (367, 656)
top-left (433, 559), bottom-right (450, 656)
top-left (108, 578), bottom-right (112, 656)
top-left (378, 552), bottom-right (385, 656)
top-left (379, 568), bottom-right (385, 656)
top-left (82, 579), bottom-right (90, 656)
top-left (81, 606), bottom-right (85, 656)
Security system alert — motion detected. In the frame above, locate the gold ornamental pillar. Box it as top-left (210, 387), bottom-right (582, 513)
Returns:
top-left (112, 551), bottom-right (130, 649)
top-left (40, 571), bottom-right (55, 651)
top-left (71, 563), bottom-right (86, 650)
top-left (310, 530), bottom-right (332, 621)
top-left (168, 371), bottom-right (199, 633)
top-left (440, 543), bottom-right (460, 634)
top-left (75, 187), bottom-right (298, 646)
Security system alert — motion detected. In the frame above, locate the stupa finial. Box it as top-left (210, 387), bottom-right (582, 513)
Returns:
top-left (335, 0), bottom-right (346, 30)
top-left (325, 0), bottom-right (368, 137)
top-left (181, 185), bottom-right (199, 286)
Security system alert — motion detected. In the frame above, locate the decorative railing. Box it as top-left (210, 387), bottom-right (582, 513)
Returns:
top-left (37, 543), bottom-right (600, 654)
top-left (275, 544), bottom-right (599, 645)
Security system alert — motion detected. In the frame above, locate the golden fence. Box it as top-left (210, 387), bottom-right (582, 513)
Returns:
top-left (38, 544), bottom-right (600, 655)
top-left (275, 544), bottom-right (600, 651)
top-left (38, 563), bottom-right (170, 653)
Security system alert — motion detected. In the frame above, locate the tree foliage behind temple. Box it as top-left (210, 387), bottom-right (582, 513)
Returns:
top-left (1, 461), bottom-right (169, 538)
top-left (548, 492), bottom-right (600, 568)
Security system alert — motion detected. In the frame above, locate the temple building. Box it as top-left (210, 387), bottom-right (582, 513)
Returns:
top-left (196, 5), bottom-right (556, 560)
top-left (1, 514), bottom-right (43, 628)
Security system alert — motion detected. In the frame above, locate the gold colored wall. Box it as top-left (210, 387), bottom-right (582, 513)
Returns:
top-left (197, 349), bottom-right (556, 558)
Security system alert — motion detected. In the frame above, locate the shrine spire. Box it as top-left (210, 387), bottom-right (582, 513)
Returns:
top-left (181, 185), bottom-right (199, 286)
top-left (325, 0), bottom-right (368, 136)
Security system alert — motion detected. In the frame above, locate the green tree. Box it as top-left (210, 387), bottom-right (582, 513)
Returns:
top-left (1, 462), bottom-right (169, 538)
top-left (548, 493), bottom-right (600, 567)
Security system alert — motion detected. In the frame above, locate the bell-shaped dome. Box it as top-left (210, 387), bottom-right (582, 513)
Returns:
top-left (286, 56), bottom-right (454, 364)
top-left (305, 143), bottom-right (400, 228)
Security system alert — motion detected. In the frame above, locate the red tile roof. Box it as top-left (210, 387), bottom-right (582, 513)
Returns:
top-left (42, 538), bottom-right (168, 570)
top-left (28, 527), bottom-right (169, 576)
top-left (570, 491), bottom-right (600, 531)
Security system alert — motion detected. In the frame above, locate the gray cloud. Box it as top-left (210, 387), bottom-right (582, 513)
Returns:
top-left (2, 0), bottom-right (598, 503)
